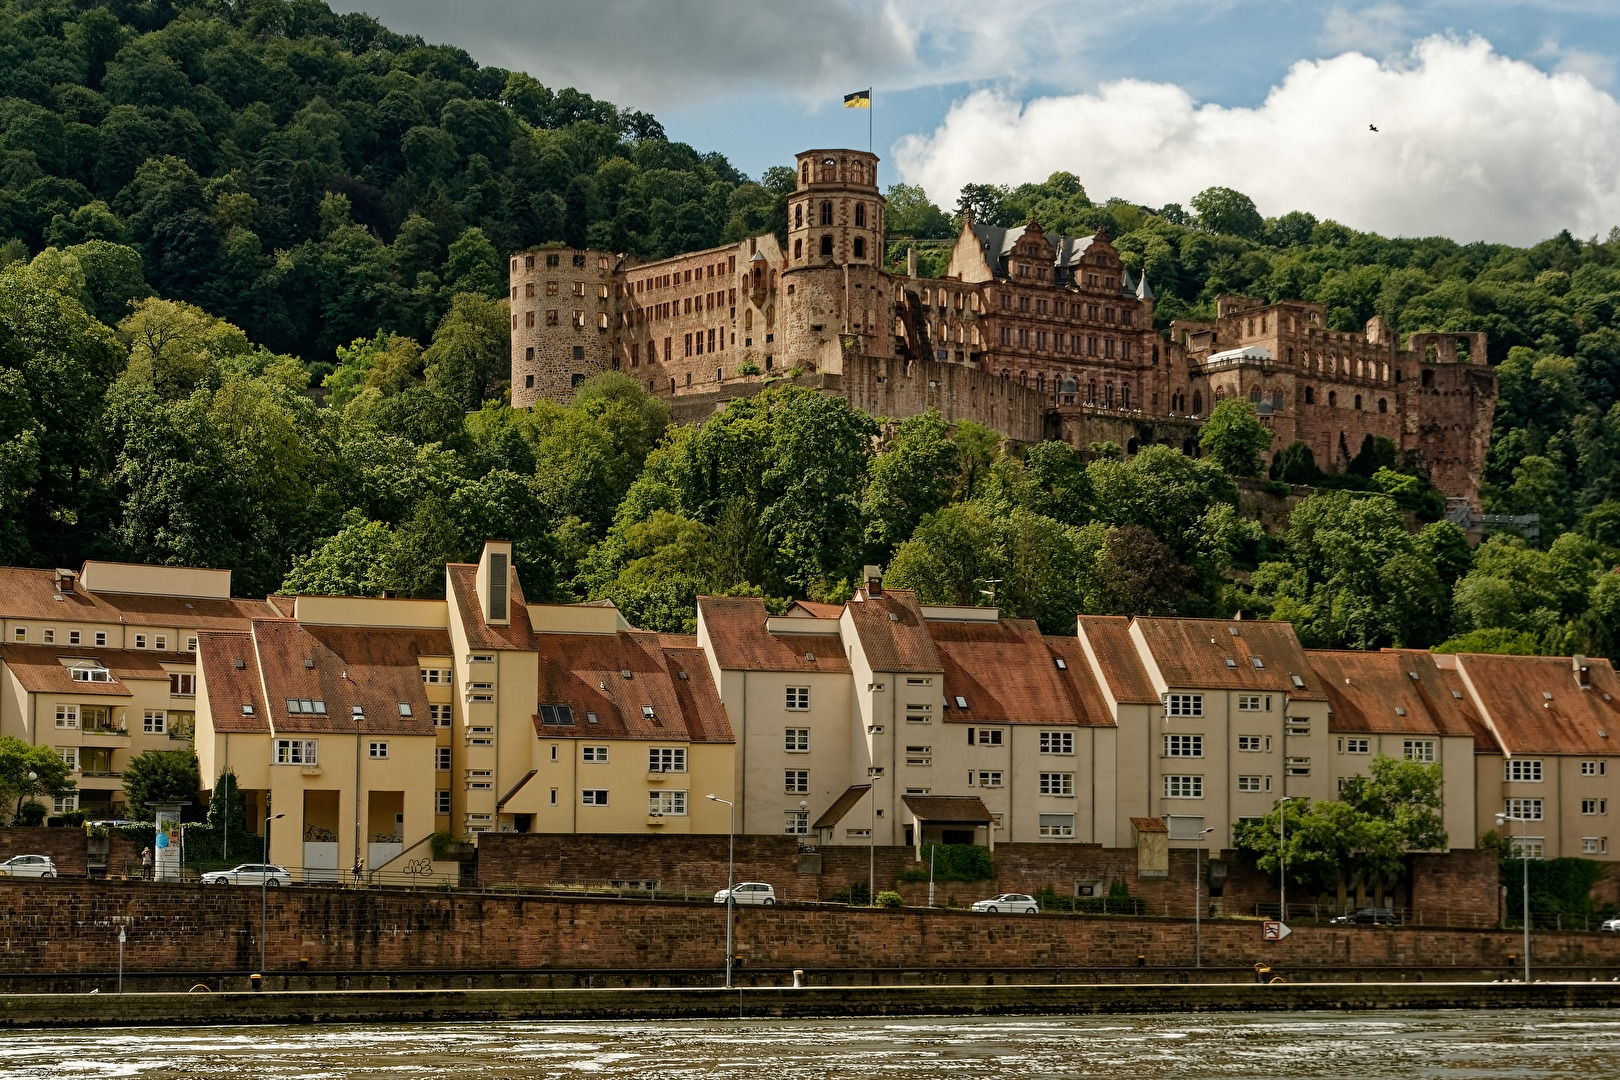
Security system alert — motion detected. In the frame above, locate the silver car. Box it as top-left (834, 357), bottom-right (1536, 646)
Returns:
top-left (1601, 918), bottom-right (1620, 933)
top-left (201, 863), bottom-right (292, 887)
top-left (971, 893), bottom-right (1038, 914)
top-left (0, 854), bottom-right (58, 878)
top-left (714, 882), bottom-right (776, 905)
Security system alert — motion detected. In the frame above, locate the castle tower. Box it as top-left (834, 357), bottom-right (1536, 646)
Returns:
top-left (781, 149), bottom-right (893, 366)
top-left (508, 247), bottom-right (616, 407)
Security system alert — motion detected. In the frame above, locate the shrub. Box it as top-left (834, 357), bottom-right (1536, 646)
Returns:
top-left (897, 843), bottom-right (994, 882)
top-left (831, 882), bottom-right (871, 906)
top-left (875, 890), bottom-right (903, 908)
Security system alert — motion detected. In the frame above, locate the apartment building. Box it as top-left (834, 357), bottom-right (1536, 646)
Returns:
top-left (0, 562), bottom-right (273, 818)
top-left (1453, 652), bottom-right (1620, 859)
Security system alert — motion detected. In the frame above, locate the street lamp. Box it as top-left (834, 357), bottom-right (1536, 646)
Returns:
top-left (1194, 826), bottom-right (1215, 969)
top-left (260, 812), bottom-right (284, 977)
top-left (867, 767), bottom-right (883, 905)
top-left (1497, 811), bottom-right (1532, 983)
top-left (1275, 796), bottom-right (1295, 922)
top-left (706, 794), bottom-right (735, 989)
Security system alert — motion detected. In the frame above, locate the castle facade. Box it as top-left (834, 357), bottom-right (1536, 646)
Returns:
top-left (507, 148), bottom-right (1496, 505)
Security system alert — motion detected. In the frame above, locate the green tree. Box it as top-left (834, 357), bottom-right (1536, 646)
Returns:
top-left (862, 410), bottom-right (962, 556)
top-left (0, 736), bottom-right (74, 822)
top-left (1191, 186), bottom-right (1264, 239)
top-left (119, 749), bottom-right (202, 822)
top-left (1200, 397), bottom-right (1274, 477)
top-left (424, 292), bottom-right (511, 410)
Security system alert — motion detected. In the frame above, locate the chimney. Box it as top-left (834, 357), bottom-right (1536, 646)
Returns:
top-left (864, 564), bottom-right (882, 598)
top-left (475, 540), bottom-right (513, 626)
top-left (1574, 654), bottom-right (1591, 688)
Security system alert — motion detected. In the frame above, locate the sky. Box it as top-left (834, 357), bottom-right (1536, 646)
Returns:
top-left (328, 1), bottom-right (1620, 246)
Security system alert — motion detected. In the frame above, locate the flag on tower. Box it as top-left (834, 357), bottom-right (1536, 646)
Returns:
top-left (843, 89), bottom-right (871, 109)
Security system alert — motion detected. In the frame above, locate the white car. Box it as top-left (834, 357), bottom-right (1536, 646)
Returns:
top-left (714, 882), bottom-right (776, 905)
top-left (1601, 918), bottom-right (1620, 933)
top-left (971, 893), bottom-right (1039, 914)
top-left (201, 864), bottom-right (292, 887)
top-left (0, 854), bottom-right (57, 878)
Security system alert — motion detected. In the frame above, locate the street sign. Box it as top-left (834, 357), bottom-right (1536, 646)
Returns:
top-left (1262, 920), bottom-right (1292, 941)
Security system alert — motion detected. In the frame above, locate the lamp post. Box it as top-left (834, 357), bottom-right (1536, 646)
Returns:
top-left (1497, 812), bottom-right (1532, 983)
top-left (260, 812), bottom-right (284, 977)
top-left (706, 795), bottom-right (735, 989)
top-left (1194, 826), bottom-right (1215, 969)
top-left (867, 767), bottom-right (883, 906)
top-left (1275, 796), bottom-right (1295, 922)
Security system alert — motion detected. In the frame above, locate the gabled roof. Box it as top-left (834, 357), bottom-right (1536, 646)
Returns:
top-left (252, 618), bottom-right (443, 736)
top-left (446, 563), bottom-right (535, 651)
top-left (928, 618), bottom-right (1112, 726)
top-left (698, 596), bottom-right (849, 673)
top-left (0, 566), bottom-right (275, 628)
top-left (198, 630), bottom-right (269, 734)
top-left (784, 600), bottom-right (844, 619)
top-left (0, 644), bottom-right (149, 697)
top-left (1077, 616), bottom-right (1157, 704)
top-left (533, 630), bottom-right (732, 743)
top-left (846, 588), bottom-right (940, 673)
top-left (813, 784), bottom-right (871, 828)
top-left (902, 794), bottom-right (993, 823)
top-left (1456, 653), bottom-right (1620, 756)
top-left (1307, 649), bottom-right (1476, 737)
top-left (1131, 617), bottom-right (1325, 700)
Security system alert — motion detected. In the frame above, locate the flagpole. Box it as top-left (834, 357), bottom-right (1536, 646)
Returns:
top-left (868, 87), bottom-right (873, 154)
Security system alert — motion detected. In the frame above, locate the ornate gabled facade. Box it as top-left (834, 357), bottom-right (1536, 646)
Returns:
top-left (508, 147), bottom-right (1496, 506)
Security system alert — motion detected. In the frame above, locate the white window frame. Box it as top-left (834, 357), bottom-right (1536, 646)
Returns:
top-left (435, 791), bottom-right (451, 814)
top-left (976, 728), bottom-right (1003, 746)
top-left (581, 789), bottom-right (608, 805)
top-left (785, 686), bottom-right (810, 711)
top-left (1163, 774), bottom-right (1203, 798)
top-left (648, 789), bottom-right (687, 816)
top-left (1039, 772), bottom-right (1074, 796)
top-left (976, 771), bottom-right (1003, 788)
top-left (582, 746), bottom-right (609, 763)
top-left (436, 748), bottom-right (451, 771)
top-left (1237, 775), bottom-right (1264, 792)
top-left (1166, 694), bottom-right (1203, 716)
top-left (1505, 798), bottom-right (1544, 820)
top-left (1403, 739), bottom-right (1436, 763)
top-left (274, 739), bottom-right (318, 765)
top-left (368, 741), bottom-right (389, 759)
top-left (1236, 694), bottom-right (1261, 711)
top-left (1164, 734), bottom-right (1203, 758)
top-left (785, 728), bottom-right (809, 752)
top-left (429, 704), bottom-right (451, 727)
top-left (1344, 737), bottom-right (1370, 754)
top-left (784, 811), bottom-right (810, 835)
top-left (55, 704), bottom-right (78, 729)
top-left (1038, 814), bottom-right (1075, 838)
top-left (1238, 735), bottom-right (1266, 753)
top-left (1507, 759), bottom-right (1543, 782)
top-left (154, 635), bottom-right (167, 651)
top-left (905, 745), bottom-right (932, 766)
top-left (905, 703), bottom-right (932, 722)
top-left (648, 747), bottom-right (687, 773)
top-left (785, 769), bottom-right (809, 794)
top-left (142, 710), bottom-right (166, 734)
top-left (1039, 730), bottom-right (1073, 755)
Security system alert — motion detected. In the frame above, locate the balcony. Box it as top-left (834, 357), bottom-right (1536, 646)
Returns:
top-left (81, 725), bottom-right (128, 737)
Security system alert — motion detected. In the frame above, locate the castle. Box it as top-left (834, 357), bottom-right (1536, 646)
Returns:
top-left (507, 148), bottom-right (1497, 505)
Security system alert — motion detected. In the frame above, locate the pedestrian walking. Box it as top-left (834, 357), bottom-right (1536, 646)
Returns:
top-left (351, 855), bottom-right (363, 886)
top-left (140, 847), bottom-right (152, 880)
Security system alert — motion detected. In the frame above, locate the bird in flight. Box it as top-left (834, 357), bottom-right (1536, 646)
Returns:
top-left (1369, 124), bottom-right (1380, 132)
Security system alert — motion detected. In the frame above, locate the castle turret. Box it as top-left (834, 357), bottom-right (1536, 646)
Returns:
top-left (781, 149), bottom-right (891, 366)
top-left (509, 247), bottom-right (615, 407)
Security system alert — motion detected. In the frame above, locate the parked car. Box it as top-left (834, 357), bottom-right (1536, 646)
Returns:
top-left (1330, 907), bottom-right (1399, 925)
top-left (0, 854), bottom-right (57, 878)
top-left (201, 864), bottom-right (292, 887)
top-left (713, 882), bottom-right (775, 905)
top-left (971, 893), bottom-right (1039, 914)
top-left (1601, 918), bottom-right (1620, 933)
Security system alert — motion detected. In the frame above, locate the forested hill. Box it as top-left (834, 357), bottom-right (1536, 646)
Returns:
top-left (3, 0), bottom-right (1620, 661)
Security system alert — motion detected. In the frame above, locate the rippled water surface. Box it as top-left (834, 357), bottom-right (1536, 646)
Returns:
top-left (2, 1011), bottom-right (1618, 1078)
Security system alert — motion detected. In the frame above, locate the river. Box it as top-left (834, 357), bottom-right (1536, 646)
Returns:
top-left (2, 1011), bottom-right (1617, 1078)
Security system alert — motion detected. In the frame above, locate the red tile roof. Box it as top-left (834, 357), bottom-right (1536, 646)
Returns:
top-left (902, 794), bottom-right (993, 823)
top-left (927, 618), bottom-right (1113, 727)
top-left (1077, 616), bottom-right (1157, 704)
top-left (845, 589), bottom-right (940, 673)
top-left (698, 596), bottom-right (850, 673)
top-left (252, 619), bottom-right (444, 736)
top-left (0, 566), bottom-right (274, 628)
top-left (198, 630), bottom-right (269, 734)
top-left (813, 784), bottom-right (872, 828)
top-left (533, 631), bottom-right (733, 743)
top-left (785, 600), bottom-right (844, 619)
top-left (446, 563), bottom-right (535, 651)
top-left (1131, 617), bottom-right (1325, 700)
top-left (0, 644), bottom-right (133, 697)
top-left (1456, 653), bottom-right (1620, 756)
top-left (1306, 649), bottom-right (1476, 737)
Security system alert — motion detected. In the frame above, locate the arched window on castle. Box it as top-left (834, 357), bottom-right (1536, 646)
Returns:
top-left (1378, 397), bottom-right (1387, 413)
top-left (801, 162), bottom-right (809, 184)
top-left (1249, 386), bottom-right (1261, 403)
top-left (820, 201), bottom-right (833, 225)
top-left (1087, 379), bottom-right (1096, 404)
top-left (1122, 384), bottom-right (1131, 409)
top-left (794, 239), bottom-right (802, 259)
top-left (855, 203), bottom-right (866, 227)
top-left (852, 160), bottom-right (864, 184)
top-left (821, 159), bottom-right (836, 182)
top-left (1354, 394), bottom-right (1363, 410)
top-left (795, 204), bottom-right (803, 228)
top-left (1192, 390), bottom-right (1203, 414)
top-left (1304, 386), bottom-right (1315, 404)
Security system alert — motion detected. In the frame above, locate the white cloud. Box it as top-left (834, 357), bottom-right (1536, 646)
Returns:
top-left (1318, 3), bottom-right (1417, 55)
top-left (892, 36), bottom-right (1620, 245)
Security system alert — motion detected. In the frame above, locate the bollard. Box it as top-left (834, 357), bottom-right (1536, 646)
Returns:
top-left (793, 969), bottom-right (804, 989)
top-left (250, 974), bottom-right (263, 992)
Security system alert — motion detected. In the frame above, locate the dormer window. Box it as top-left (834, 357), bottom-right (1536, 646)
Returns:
top-left (70, 664), bottom-right (111, 683)
top-left (285, 698), bottom-right (327, 714)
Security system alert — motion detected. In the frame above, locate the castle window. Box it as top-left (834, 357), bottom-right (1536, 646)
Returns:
top-left (1087, 380), bottom-right (1096, 404)
top-left (1250, 386), bottom-right (1261, 403)
top-left (525, 374), bottom-right (534, 388)
top-left (1018, 329), bottom-right (1028, 347)
top-left (525, 346), bottom-right (534, 362)
top-left (853, 237), bottom-right (865, 258)
top-left (820, 235), bottom-right (833, 256)
top-left (1354, 394), bottom-right (1363, 410)
top-left (1087, 336), bottom-right (1097, 356)
top-left (524, 311), bottom-right (535, 328)
top-left (1378, 397), bottom-right (1387, 413)
top-left (795, 204), bottom-right (803, 228)
top-left (684, 333), bottom-right (693, 357)
top-left (820, 201), bottom-right (833, 225)
top-left (546, 254), bottom-right (560, 268)
top-left (685, 372), bottom-right (692, 386)
top-left (801, 162), bottom-right (809, 183)
top-left (852, 160), bottom-right (864, 184)
top-left (1328, 390), bottom-right (1337, 407)
top-left (794, 239), bottom-right (802, 259)
top-left (1304, 386), bottom-right (1314, 404)
top-left (546, 310), bottom-right (559, 326)
top-left (525, 283), bottom-right (535, 299)
top-left (1106, 383), bottom-right (1114, 408)
top-left (1192, 391), bottom-right (1202, 413)
top-left (1422, 369), bottom-right (1434, 388)
top-left (855, 203), bottom-right (866, 227)
top-left (1122, 385), bottom-right (1131, 409)
top-left (524, 255), bottom-right (535, 269)
top-left (631, 343), bottom-right (640, 365)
